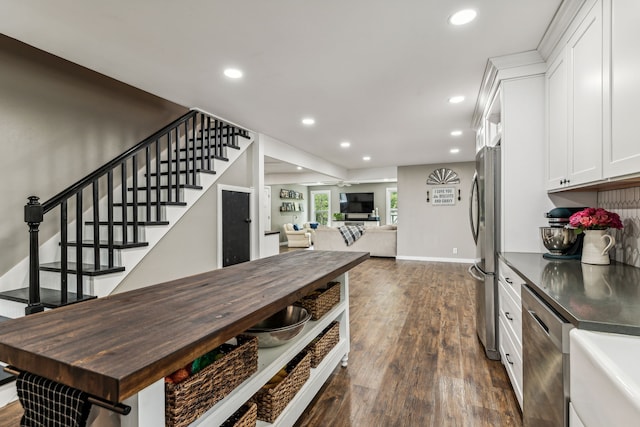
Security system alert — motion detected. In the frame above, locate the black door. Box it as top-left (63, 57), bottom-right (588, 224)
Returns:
top-left (222, 190), bottom-right (251, 267)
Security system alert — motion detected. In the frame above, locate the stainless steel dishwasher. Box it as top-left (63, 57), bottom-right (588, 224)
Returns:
top-left (522, 285), bottom-right (574, 427)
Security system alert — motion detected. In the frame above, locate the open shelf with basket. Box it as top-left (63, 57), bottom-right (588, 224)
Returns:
top-left (190, 275), bottom-right (349, 426)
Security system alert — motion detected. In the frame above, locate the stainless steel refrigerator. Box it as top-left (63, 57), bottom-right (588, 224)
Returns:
top-left (468, 145), bottom-right (500, 360)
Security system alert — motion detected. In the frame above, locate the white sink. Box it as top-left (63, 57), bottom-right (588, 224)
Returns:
top-left (570, 329), bottom-right (640, 427)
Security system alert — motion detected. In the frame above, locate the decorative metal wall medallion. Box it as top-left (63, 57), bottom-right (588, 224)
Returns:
top-left (427, 168), bottom-right (460, 185)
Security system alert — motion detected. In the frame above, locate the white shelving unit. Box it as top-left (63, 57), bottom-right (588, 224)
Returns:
top-left (122, 273), bottom-right (351, 427)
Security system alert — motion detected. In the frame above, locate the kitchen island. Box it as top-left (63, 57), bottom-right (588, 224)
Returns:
top-left (0, 249), bottom-right (368, 426)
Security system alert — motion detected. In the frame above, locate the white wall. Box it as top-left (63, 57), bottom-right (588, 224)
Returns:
top-left (397, 162), bottom-right (475, 262)
top-left (112, 151), bottom-right (253, 293)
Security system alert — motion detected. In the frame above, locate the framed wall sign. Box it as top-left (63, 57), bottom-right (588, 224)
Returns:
top-left (431, 187), bottom-right (456, 205)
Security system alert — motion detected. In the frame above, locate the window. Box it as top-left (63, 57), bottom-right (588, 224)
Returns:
top-left (311, 190), bottom-right (331, 225)
top-left (386, 187), bottom-right (398, 224)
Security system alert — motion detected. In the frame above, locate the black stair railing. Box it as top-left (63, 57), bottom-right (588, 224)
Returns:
top-left (24, 110), bottom-right (249, 314)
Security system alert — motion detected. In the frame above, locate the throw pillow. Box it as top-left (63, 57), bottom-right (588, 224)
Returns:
top-left (293, 224), bottom-right (299, 231)
top-left (310, 223), bottom-right (318, 229)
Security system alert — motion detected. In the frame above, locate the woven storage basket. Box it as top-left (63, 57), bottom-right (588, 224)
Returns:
top-left (250, 351), bottom-right (311, 423)
top-left (298, 281), bottom-right (340, 320)
top-left (165, 335), bottom-right (258, 427)
top-left (220, 402), bottom-right (257, 427)
top-left (305, 321), bottom-right (340, 368)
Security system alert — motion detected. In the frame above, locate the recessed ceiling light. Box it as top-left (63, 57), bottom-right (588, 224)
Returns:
top-left (363, 156), bottom-right (371, 161)
top-left (302, 118), bottom-right (315, 125)
top-left (296, 166), bottom-right (303, 170)
top-left (448, 95), bottom-right (465, 104)
top-left (450, 148), bottom-right (460, 154)
top-left (340, 141), bottom-right (351, 148)
top-left (451, 130), bottom-right (463, 137)
top-left (224, 68), bottom-right (243, 79)
top-left (449, 9), bottom-right (477, 26)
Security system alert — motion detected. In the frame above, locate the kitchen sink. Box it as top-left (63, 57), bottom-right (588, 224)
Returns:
top-left (570, 329), bottom-right (640, 426)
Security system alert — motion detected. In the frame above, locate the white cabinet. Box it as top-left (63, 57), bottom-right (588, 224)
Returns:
top-left (603, 0), bottom-right (640, 177)
top-left (546, 0), bottom-right (640, 191)
top-left (546, 53), bottom-right (569, 189)
top-left (498, 76), bottom-right (552, 253)
top-left (546, 0), bottom-right (603, 190)
top-left (497, 259), bottom-right (525, 409)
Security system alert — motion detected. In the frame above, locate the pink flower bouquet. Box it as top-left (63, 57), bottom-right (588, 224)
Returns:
top-left (569, 207), bottom-right (623, 233)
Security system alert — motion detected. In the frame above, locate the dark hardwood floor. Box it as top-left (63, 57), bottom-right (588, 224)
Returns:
top-left (0, 253), bottom-right (521, 426)
top-left (294, 257), bottom-right (522, 427)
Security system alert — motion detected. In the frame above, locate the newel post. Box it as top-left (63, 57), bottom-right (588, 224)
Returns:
top-left (24, 196), bottom-right (44, 315)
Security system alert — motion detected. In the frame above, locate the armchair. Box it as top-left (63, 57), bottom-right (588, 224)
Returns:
top-left (302, 222), bottom-right (318, 244)
top-left (283, 223), bottom-right (311, 248)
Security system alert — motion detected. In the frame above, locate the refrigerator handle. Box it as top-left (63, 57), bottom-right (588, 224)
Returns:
top-left (468, 263), bottom-right (485, 281)
top-left (469, 172), bottom-right (479, 244)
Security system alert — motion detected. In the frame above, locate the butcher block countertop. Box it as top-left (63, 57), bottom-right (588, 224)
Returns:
top-left (0, 250), bottom-right (369, 403)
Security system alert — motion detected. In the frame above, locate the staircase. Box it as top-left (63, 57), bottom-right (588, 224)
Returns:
top-left (0, 109), bottom-right (252, 316)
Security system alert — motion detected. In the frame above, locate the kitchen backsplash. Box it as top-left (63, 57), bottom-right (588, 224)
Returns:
top-left (598, 187), bottom-right (640, 267)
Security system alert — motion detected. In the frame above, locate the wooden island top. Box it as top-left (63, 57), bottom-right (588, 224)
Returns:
top-left (0, 250), bottom-right (368, 403)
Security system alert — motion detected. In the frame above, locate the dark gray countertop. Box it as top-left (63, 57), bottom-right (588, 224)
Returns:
top-left (501, 252), bottom-right (640, 336)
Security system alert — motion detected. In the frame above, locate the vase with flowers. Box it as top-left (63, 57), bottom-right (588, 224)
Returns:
top-left (569, 207), bottom-right (623, 265)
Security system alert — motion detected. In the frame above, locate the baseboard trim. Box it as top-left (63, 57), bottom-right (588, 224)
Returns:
top-left (396, 255), bottom-right (475, 263)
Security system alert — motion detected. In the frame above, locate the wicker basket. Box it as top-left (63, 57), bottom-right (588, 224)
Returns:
top-left (220, 402), bottom-right (257, 427)
top-left (165, 335), bottom-right (259, 427)
top-left (298, 281), bottom-right (341, 320)
top-left (250, 351), bottom-right (311, 423)
top-left (305, 321), bottom-right (340, 368)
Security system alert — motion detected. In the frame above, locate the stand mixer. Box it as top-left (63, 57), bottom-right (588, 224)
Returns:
top-left (541, 207), bottom-right (586, 260)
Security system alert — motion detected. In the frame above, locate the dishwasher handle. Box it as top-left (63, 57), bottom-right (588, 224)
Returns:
top-left (528, 310), bottom-right (550, 335)
top-left (522, 285), bottom-right (573, 353)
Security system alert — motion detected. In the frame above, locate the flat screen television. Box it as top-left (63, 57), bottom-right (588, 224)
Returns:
top-left (339, 192), bottom-right (374, 213)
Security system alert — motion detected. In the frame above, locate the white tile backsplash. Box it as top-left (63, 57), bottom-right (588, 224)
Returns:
top-left (598, 187), bottom-right (640, 267)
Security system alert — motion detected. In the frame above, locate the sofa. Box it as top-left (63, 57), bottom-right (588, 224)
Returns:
top-left (313, 225), bottom-right (397, 257)
top-left (283, 223), bottom-right (312, 248)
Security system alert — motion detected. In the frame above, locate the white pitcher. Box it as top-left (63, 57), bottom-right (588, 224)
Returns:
top-left (581, 229), bottom-right (615, 265)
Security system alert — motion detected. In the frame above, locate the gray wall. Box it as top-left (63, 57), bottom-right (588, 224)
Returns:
top-left (113, 150), bottom-right (253, 293)
top-left (306, 183), bottom-right (393, 225)
top-left (0, 35), bottom-right (187, 275)
top-left (270, 184), bottom-right (309, 243)
top-left (397, 162), bottom-right (475, 260)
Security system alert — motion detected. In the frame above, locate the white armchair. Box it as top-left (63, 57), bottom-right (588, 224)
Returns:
top-left (283, 223), bottom-right (311, 248)
top-left (302, 222), bottom-right (318, 244)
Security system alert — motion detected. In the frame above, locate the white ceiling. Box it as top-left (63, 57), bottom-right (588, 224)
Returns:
top-left (0, 1), bottom-right (561, 176)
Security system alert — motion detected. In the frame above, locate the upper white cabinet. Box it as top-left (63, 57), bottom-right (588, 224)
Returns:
top-left (546, 53), bottom-right (569, 189)
top-left (546, 0), bottom-right (603, 190)
top-left (546, 0), bottom-right (640, 191)
top-left (603, 0), bottom-right (640, 177)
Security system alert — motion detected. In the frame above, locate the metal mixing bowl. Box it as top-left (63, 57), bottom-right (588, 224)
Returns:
top-left (540, 226), bottom-right (578, 254)
top-left (245, 305), bottom-right (311, 348)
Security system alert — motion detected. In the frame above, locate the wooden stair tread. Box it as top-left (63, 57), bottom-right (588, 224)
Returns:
top-left (40, 262), bottom-right (125, 276)
top-left (85, 220), bottom-right (169, 226)
top-left (62, 240), bottom-right (149, 249)
top-left (0, 287), bottom-right (96, 308)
